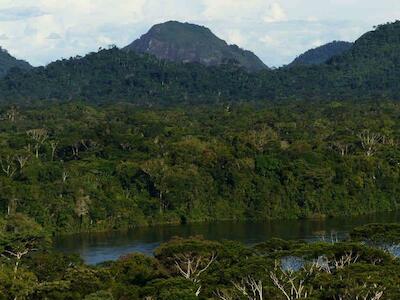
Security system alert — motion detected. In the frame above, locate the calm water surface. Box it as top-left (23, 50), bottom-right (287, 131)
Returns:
top-left (55, 211), bottom-right (400, 265)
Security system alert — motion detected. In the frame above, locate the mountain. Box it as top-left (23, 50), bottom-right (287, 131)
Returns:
top-left (124, 21), bottom-right (268, 72)
top-left (0, 47), bottom-right (259, 105)
top-left (329, 22), bottom-right (400, 68)
top-left (0, 47), bottom-right (32, 77)
top-left (324, 21), bottom-right (400, 94)
top-left (2, 21), bottom-right (400, 105)
top-left (275, 22), bottom-right (400, 99)
top-left (288, 41), bottom-right (353, 67)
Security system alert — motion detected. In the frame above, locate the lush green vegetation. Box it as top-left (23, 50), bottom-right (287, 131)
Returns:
top-left (1, 21), bottom-right (400, 105)
top-left (0, 214), bottom-right (399, 299)
top-left (0, 19), bottom-right (399, 300)
top-left (1, 16), bottom-right (400, 299)
top-left (351, 223), bottom-right (400, 244)
top-left (0, 100), bottom-right (400, 233)
top-left (288, 41), bottom-right (353, 67)
top-left (0, 47), bottom-right (32, 78)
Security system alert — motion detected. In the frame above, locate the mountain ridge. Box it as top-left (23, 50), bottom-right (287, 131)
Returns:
top-left (288, 41), bottom-right (353, 67)
top-left (1, 20), bottom-right (400, 104)
top-left (0, 47), bottom-right (32, 77)
top-left (124, 21), bottom-right (268, 72)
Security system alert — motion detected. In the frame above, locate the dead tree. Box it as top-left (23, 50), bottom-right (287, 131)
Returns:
top-left (3, 248), bottom-right (30, 276)
top-left (310, 251), bottom-right (360, 275)
top-left (335, 283), bottom-right (384, 300)
top-left (174, 251), bottom-right (217, 282)
top-left (332, 251), bottom-right (360, 270)
top-left (270, 262), bottom-right (314, 300)
top-left (333, 142), bottom-right (350, 156)
top-left (15, 154), bottom-right (30, 170)
top-left (49, 140), bottom-right (59, 161)
top-left (0, 155), bottom-right (17, 178)
top-left (26, 129), bottom-right (48, 158)
top-left (174, 251), bottom-right (217, 297)
top-left (62, 171), bottom-right (69, 183)
top-left (5, 106), bottom-right (19, 122)
top-left (358, 130), bottom-right (382, 157)
top-left (232, 276), bottom-right (264, 300)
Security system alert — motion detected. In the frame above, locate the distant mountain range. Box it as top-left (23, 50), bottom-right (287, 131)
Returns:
top-left (124, 21), bottom-right (268, 72)
top-left (0, 21), bottom-right (354, 77)
top-left (1, 20), bottom-right (400, 105)
top-left (288, 41), bottom-right (353, 67)
top-left (0, 47), bottom-right (32, 77)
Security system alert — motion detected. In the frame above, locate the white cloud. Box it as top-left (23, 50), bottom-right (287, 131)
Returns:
top-left (225, 30), bottom-right (246, 46)
top-left (0, 6), bottom-right (47, 21)
top-left (264, 3), bottom-right (287, 23)
top-left (259, 35), bottom-right (280, 47)
top-left (201, 0), bottom-right (267, 21)
top-left (47, 32), bottom-right (61, 39)
top-left (311, 39), bottom-right (323, 47)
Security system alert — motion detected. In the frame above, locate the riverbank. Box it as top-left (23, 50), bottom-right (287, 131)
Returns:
top-left (54, 210), bottom-right (400, 264)
top-left (3, 101), bottom-right (400, 245)
top-left (52, 208), bottom-right (398, 237)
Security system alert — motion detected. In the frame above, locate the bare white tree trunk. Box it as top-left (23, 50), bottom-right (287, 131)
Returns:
top-left (358, 130), bottom-right (382, 157)
top-left (174, 252), bottom-right (217, 297)
top-left (50, 140), bottom-right (58, 161)
top-left (233, 276), bottom-right (264, 300)
top-left (26, 129), bottom-right (48, 159)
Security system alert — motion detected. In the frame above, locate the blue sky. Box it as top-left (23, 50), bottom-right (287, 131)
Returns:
top-left (0, 0), bottom-right (399, 67)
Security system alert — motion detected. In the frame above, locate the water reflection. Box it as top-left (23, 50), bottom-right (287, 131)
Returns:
top-left (54, 211), bottom-right (400, 265)
top-left (281, 256), bottom-right (306, 272)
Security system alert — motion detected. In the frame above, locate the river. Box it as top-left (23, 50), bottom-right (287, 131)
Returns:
top-left (54, 211), bottom-right (400, 265)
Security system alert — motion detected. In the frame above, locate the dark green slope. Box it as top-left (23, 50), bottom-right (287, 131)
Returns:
top-left (325, 21), bottom-right (400, 95)
top-left (288, 41), bottom-right (353, 67)
top-left (330, 22), bottom-right (400, 66)
top-left (0, 47), bottom-right (260, 105)
top-left (273, 21), bottom-right (400, 99)
top-left (2, 21), bottom-right (400, 104)
top-left (0, 47), bottom-right (32, 77)
top-left (124, 21), bottom-right (268, 72)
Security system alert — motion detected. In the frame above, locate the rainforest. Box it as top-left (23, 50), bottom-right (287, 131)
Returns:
top-left (0, 13), bottom-right (400, 300)
top-left (1, 101), bottom-right (400, 232)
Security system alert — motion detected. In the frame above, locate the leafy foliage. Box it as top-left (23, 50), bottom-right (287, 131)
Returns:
top-left (288, 41), bottom-right (353, 67)
top-left (0, 47), bottom-right (32, 78)
top-left (351, 223), bottom-right (400, 244)
top-left (2, 21), bottom-right (400, 104)
top-left (0, 101), bottom-right (400, 232)
top-left (0, 225), bottom-right (399, 299)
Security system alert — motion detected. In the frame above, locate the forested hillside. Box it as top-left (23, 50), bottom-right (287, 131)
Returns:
top-left (1, 21), bottom-right (400, 105)
top-left (0, 48), bottom-right (255, 105)
top-left (2, 11), bottom-right (400, 300)
top-left (288, 41), bottom-right (353, 66)
top-left (0, 101), bottom-right (399, 233)
top-left (1, 21), bottom-right (400, 234)
top-left (0, 47), bottom-right (32, 78)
